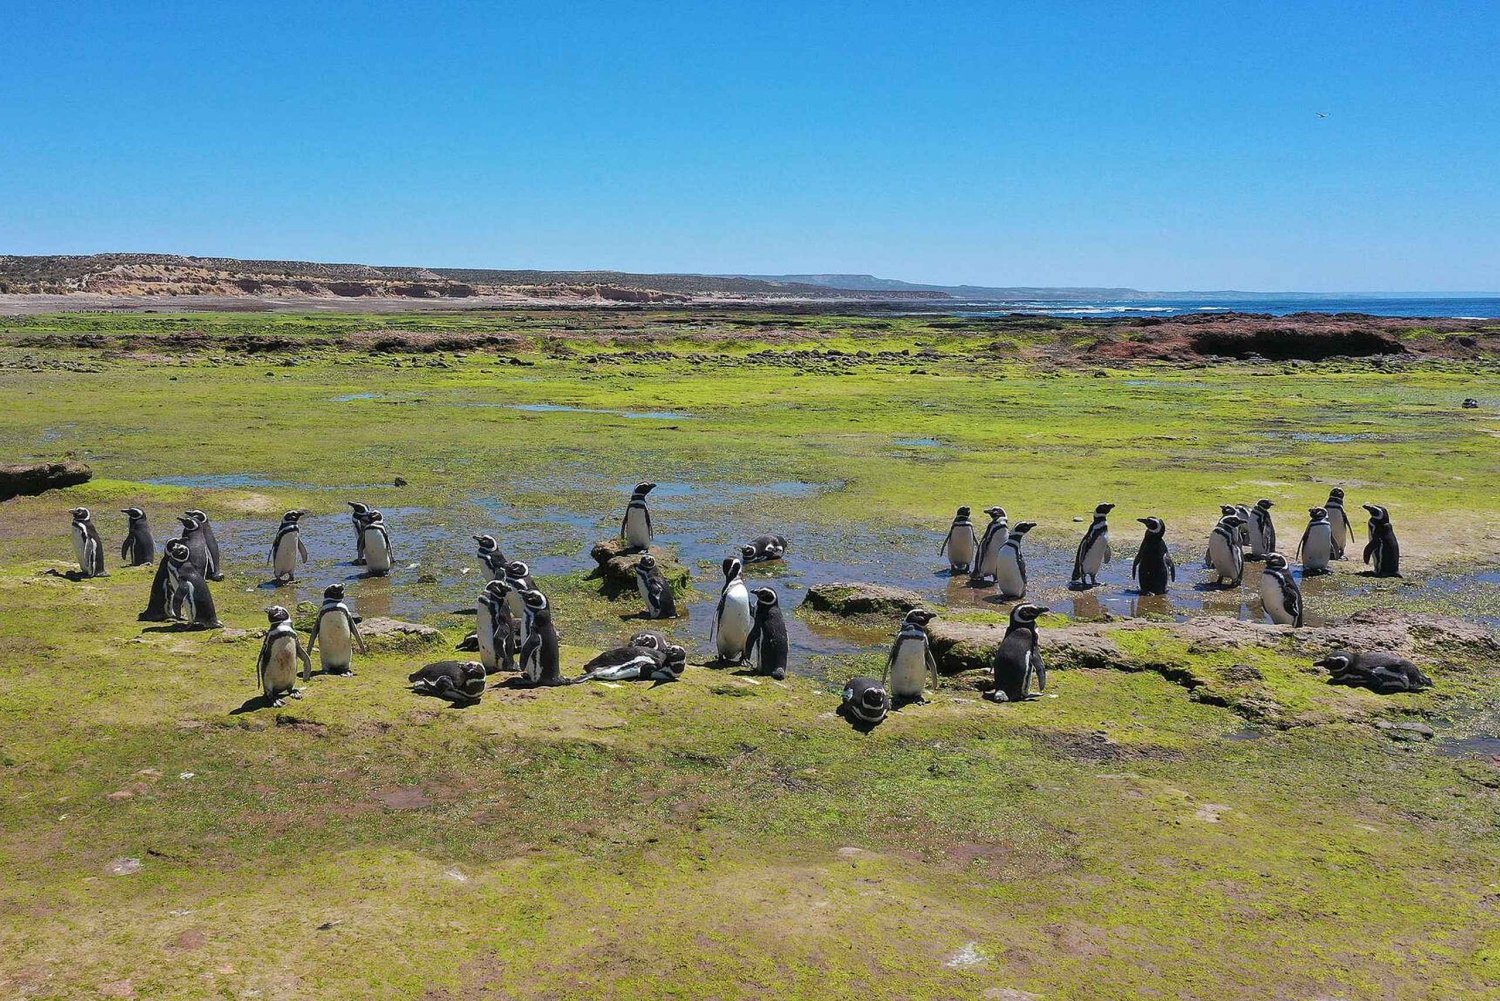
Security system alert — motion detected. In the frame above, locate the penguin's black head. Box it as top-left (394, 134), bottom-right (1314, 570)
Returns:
top-left (634, 482), bottom-right (656, 496)
top-left (1219, 504), bottom-right (1238, 517)
top-left (323, 583), bottom-right (346, 600)
top-left (522, 589), bottom-right (548, 610)
top-left (984, 506), bottom-right (1006, 520)
top-left (505, 560), bottom-right (531, 579)
top-left (282, 510), bottom-right (303, 523)
top-left (165, 539), bottom-right (189, 561)
top-left (177, 515), bottom-right (198, 529)
top-left (1011, 602), bottom-right (1048, 624)
top-left (1313, 651), bottom-right (1353, 671)
top-left (1012, 521), bottom-right (1037, 535)
top-left (348, 501), bottom-right (369, 514)
top-left (484, 578), bottom-right (511, 597)
top-left (1264, 552), bottom-right (1289, 570)
top-left (629, 631), bottom-right (665, 649)
top-left (70, 507), bottom-right (90, 521)
top-left (1328, 488), bottom-right (1345, 500)
top-left (474, 534), bottom-right (497, 551)
top-left (1137, 516), bottom-right (1165, 535)
top-left (638, 554), bottom-right (657, 571)
top-left (184, 509), bottom-right (207, 523)
top-left (663, 645), bottom-right (688, 675)
top-left (365, 511), bottom-right (384, 524)
top-left (121, 507), bottom-right (145, 520)
top-left (1094, 503), bottom-right (1115, 517)
top-left (1257, 499), bottom-right (1274, 510)
top-left (722, 556), bottom-right (742, 580)
top-left (740, 544), bottom-right (758, 560)
top-left (266, 605), bottom-right (291, 624)
top-left (751, 587), bottom-right (778, 607)
top-left (1362, 503), bottom-right (1388, 523)
top-left (1221, 514), bottom-right (1245, 527)
top-left (904, 608), bottom-right (937, 627)
top-left (1309, 507), bottom-right (1327, 520)
top-left (956, 506), bottom-right (971, 518)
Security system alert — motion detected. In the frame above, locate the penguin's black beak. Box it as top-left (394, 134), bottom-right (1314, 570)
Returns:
top-left (1137, 518), bottom-right (1150, 525)
top-left (1034, 606), bottom-right (1051, 615)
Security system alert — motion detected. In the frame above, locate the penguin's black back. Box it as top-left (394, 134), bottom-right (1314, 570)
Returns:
top-left (1136, 534), bottom-right (1173, 594)
top-left (124, 519), bottom-right (155, 566)
top-left (753, 603), bottom-right (788, 674)
top-left (140, 552), bottom-right (173, 620)
top-left (993, 626), bottom-right (1038, 700)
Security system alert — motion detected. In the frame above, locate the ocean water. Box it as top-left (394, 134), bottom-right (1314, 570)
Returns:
top-left (944, 296), bottom-right (1500, 319)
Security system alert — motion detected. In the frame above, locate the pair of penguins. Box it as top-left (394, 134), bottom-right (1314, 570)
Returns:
top-left (132, 509), bottom-right (226, 629)
top-left (253, 584), bottom-right (368, 706)
top-left (267, 503), bottom-right (393, 584)
top-left (840, 602), bottom-right (1049, 726)
top-left (66, 506), bottom-right (158, 579)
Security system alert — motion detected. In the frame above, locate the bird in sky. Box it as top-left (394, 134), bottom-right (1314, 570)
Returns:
top-left (1315, 112), bottom-right (1330, 119)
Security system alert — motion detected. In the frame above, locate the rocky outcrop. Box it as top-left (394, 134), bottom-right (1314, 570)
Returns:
top-left (588, 540), bottom-right (690, 597)
top-left (0, 460), bottom-right (92, 501)
top-left (356, 617), bottom-right (445, 649)
top-left (801, 583), bottom-right (924, 618)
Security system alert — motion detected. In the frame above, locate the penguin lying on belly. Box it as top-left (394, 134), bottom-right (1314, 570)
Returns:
top-left (740, 534), bottom-right (788, 564)
top-left (573, 643), bottom-right (687, 683)
top-left (409, 661), bottom-right (488, 705)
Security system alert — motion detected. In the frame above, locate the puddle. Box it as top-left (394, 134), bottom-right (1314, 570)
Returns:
top-left (144, 473), bottom-right (304, 490)
top-left (460, 403), bottom-right (694, 420)
top-left (894, 438), bottom-right (942, 448)
top-left (1437, 735), bottom-right (1500, 758)
top-left (1259, 432), bottom-right (1368, 444)
top-left (331, 392), bottom-right (381, 402)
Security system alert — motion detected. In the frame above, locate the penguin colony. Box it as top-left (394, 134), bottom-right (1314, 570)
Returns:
top-left (60, 482), bottom-right (1409, 721)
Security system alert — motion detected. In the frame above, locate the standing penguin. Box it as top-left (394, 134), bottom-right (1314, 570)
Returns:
top-left (1297, 507), bottom-right (1334, 576)
top-left (475, 578), bottom-right (516, 674)
top-left (744, 586), bottom-right (789, 680)
top-left (987, 602), bottom-right (1048, 703)
top-left (119, 508), bottom-right (155, 567)
top-left (574, 643), bottom-right (687, 683)
top-left (969, 507), bottom-right (1009, 584)
top-left (165, 539), bottom-right (222, 629)
top-left (348, 501), bottom-right (373, 565)
top-left (1362, 504), bottom-right (1401, 578)
top-left (306, 583), bottom-right (367, 676)
top-left (503, 561), bottom-right (534, 647)
top-left (1324, 488), bottom-right (1358, 559)
top-left (176, 514), bottom-right (215, 578)
top-left (938, 506), bottom-right (979, 574)
top-left (712, 556), bottom-right (755, 664)
top-left (256, 606), bottom-right (312, 707)
top-left (360, 510), bottom-right (393, 577)
top-left (516, 589), bottom-right (565, 687)
top-left (635, 554), bottom-right (678, 619)
top-left (882, 608), bottom-right (939, 705)
top-left (1233, 504), bottom-right (1256, 550)
top-left (993, 522), bottom-right (1037, 599)
top-left (1251, 500), bottom-right (1277, 557)
top-left (1205, 513), bottom-right (1246, 587)
top-left (269, 511), bottom-right (309, 584)
top-left (184, 510), bottom-right (224, 580)
top-left (473, 534), bottom-right (508, 579)
top-left (620, 481), bottom-right (656, 551)
top-left (1258, 553), bottom-right (1304, 626)
top-left (1131, 516), bottom-right (1176, 595)
top-left (1070, 503), bottom-right (1114, 588)
top-left (68, 507), bottom-right (105, 578)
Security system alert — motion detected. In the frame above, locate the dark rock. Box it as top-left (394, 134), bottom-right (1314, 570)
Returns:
top-left (801, 582), bottom-right (923, 618)
top-left (1374, 720), bottom-right (1434, 741)
top-left (1225, 663), bottom-right (1264, 683)
top-left (0, 460), bottom-right (92, 501)
top-left (588, 539), bottom-right (690, 597)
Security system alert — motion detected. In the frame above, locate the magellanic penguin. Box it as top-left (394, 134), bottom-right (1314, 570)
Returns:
top-left (573, 642), bottom-right (687, 683)
top-left (839, 677), bottom-right (892, 728)
top-left (256, 605), bottom-right (312, 707)
top-left (408, 661), bottom-right (487, 705)
top-left (475, 578), bottom-right (516, 674)
top-left (1131, 517), bottom-right (1176, 595)
top-left (1070, 503), bottom-right (1114, 588)
top-left (629, 630), bottom-right (668, 650)
top-left (1361, 504), bottom-right (1401, 578)
top-left (503, 561), bottom-right (534, 646)
top-left (176, 514), bottom-right (215, 578)
top-left (307, 583), bottom-right (367, 676)
top-left (635, 554), bottom-right (678, 619)
top-left (1324, 488), bottom-right (1358, 559)
top-left (993, 522), bottom-right (1037, 599)
top-left (517, 589), bottom-right (565, 686)
top-left (1204, 513), bottom-right (1245, 587)
top-left (1316, 651), bottom-right (1432, 694)
top-left (348, 501), bottom-right (373, 565)
top-left (938, 506), bottom-right (979, 575)
top-left (1250, 500), bottom-right (1277, 558)
top-left (712, 557), bottom-right (755, 664)
top-left (183, 509), bottom-right (224, 580)
top-left (473, 534), bottom-right (508, 580)
top-left (969, 507), bottom-right (1008, 584)
top-left (68, 507), bottom-right (106, 578)
top-left (120, 508), bottom-right (155, 567)
top-left (140, 545), bottom-right (175, 621)
top-left (741, 534), bottom-right (789, 564)
top-left (883, 608), bottom-right (939, 705)
top-left (988, 602), bottom-right (1048, 703)
top-left (269, 510), bottom-right (310, 583)
top-left (164, 539), bottom-right (222, 629)
top-left (620, 481), bottom-right (656, 551)
top-left (1297, 507), bottom-right (1334, 576)
top-left (1258, 553), bottom-right (1304, 626)
top-left (744, 586), bottom-right (789, 680)
top-left (1233, 503), bottom-right (1256, 551)
top-left (360, 510), bottom-right (393, 576)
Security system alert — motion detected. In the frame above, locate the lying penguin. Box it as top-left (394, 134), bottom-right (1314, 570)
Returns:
top-left (409, 661), bottom-right (488, 705)
top-left (573, 642), bottom-right (688, 683)
top-left (1316, 651), bottom-right (1432, 694)
top-left (740, 534), bottom-right (788, 564)
top-left (838, 676), bottom-right (892, 728)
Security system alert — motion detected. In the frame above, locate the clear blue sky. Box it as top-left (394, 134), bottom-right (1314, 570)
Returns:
top-left (3, 1), bottom-right (1498, 291)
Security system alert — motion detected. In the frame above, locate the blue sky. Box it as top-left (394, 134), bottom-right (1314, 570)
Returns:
top-left (3, 2), bottom-right (1497, 291)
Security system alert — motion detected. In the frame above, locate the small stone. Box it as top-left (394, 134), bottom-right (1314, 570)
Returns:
top-left (106, 857), bottom-right (142, 876)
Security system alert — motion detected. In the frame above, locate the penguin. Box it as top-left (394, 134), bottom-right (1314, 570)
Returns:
top-left (269, 510), bottom-right (309, 583)
top-left (360, 510), bottom-right (393, 577)
top-left (503, 561), bottom-right (534, 645)
top-left (1296, 507), bottom-right (1334, 576)
top-left (119, 508), bottom-right (154, 567)
top-left (620, 481), bottom-right (656, 551)
top-left (473, 534), bottom-right (508, 579)
top-left (139, 546), bottom-right (175, 621)
top-left (988, 602), bottom-right (1048, 703)
top-left (164, 539), bottom-right (222, 629)
top-left (1362, 504), bottom-right (1401, 578)
top-left (68, 507), bottom-right (105, 578)
top-left (635, 554), bottom-right (678, 619)
top-left (1250, 500), bottom-right (1277, 559)
top-left (712, 556), bottom-right (755, 664)
top-left (1205, 513), bottom-right (1245, 587)
top-left (347, 501), bottom-right (372, 565)
top-left (1131, 516), bottom-right (1176, 595)
top-left (938, 506), bottom-right (979, 574)
top-left (574, 643), bottom-right (687, 683)
top-left (744, 586), bottom-right (789, 680)
top-left (475, 578), bottom-right (516, 674)
top-left (1315, 651), bottom-right (1432, 694)
top-left (183, 509), bottom-right (224, 580)
top-left (882, 608), bottom-right (939, 705)
top-left (628, 630), bottom-right (669, 650)
top-left (1070, 503), bottom-right (1114, 588)
top-left (256, 605), bottom-right (312, 706)
top-left (740, 534), bottom-right (789, 564)
top-left (993, 522), bottom-right (1037, 599)
top-left (1258, 553), bottom-right (1304, 626)
top-left (306, 583), bottom-right (367, 676)
top-left (177, 513), bottom-right (216, 578)
top-left (1324, 488), bottom-right (1358, 559)
top-left (408, 661), bottom-right (487, 704)
top-left (838, 677), bottom-right (892, 727)
top-left (516, 589), bottom-right (565, 686)
top-left (1233, 503), bottom-right (1256, 551)
top-left (969, 507), bottom-right (1008, 584)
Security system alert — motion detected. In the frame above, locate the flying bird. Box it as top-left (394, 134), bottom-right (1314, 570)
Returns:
top-left (1315, 112), bottom-right (1329, 119)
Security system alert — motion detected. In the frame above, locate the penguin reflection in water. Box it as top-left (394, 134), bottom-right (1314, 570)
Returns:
top-left (256, 606), bottom-right (311, 707)
top-left (1130, 517), bottom-right (1175, 595)
top-left (987, 603), bottom-right (1048, 704)
top-left (883, 609), bottom-right (939, 706)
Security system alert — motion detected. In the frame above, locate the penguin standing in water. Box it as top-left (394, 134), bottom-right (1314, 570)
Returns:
top-left (969, 507), bottom-right (1008, 584)
top-left (268, 511), bottom-right (309, 583)
top-left (1251, 500), bottom-right (1277, 557)
top-left (184, 510), bottom-right (224, 580)
top-left (360, 510), bottom-right (393, 577)
top-left (938, 506), bottom-right (978, 575)
top-left (1258, 553), bottom-right (1304, 626)
top-left (1324, 488), bottom-right (1357, 559)
top-left (68, 508), bottom-right (105, 578)
top-left (120, 508), bottom-right (155, 567)
top-left (741, 534), bottom-right (789, 564)
top-left (635, 554), bottom-right (678, 619)
top-left (473, 534), bottom-right (508, 579)
top-left (516, 589), bottom-right (565, 687)
top-left (712, 557), bottom-right (755, 664)
top-left (1204, 513), bottom-right (1245, 587)
top-left (347, 501), bottom-right (373, 565)
top-left (1070, 503), bottom-right (1114, 588)
top-left (1297, 507), bottom-right (1334, 576)
top-left (1362, 504), bottom-right (1401, 578)
top-left (883, 608), bottom-right (939, 705)
top-left (475, 579), bottom-right (515, 674)
top-left (838, 677), bottom-right (892, 727)
top-left (744, 586), bottom-right (789, 680)
top-left (573, 642), bottom-right (687, 683)
top-left (307, 583), bottom-right (367, 676)
top-left (1131, 517), bottom-right (1176, 595)
top-left (408, 661), bottom-right (487, 704)
top-left (256, 606), bottom-right (312, 707)
top-left (988, 602), bottom-right (1048, 703)
top-left (620, 482), bottom-right (656, 551)
top-left (165, 539), bottom-right (222, 629)
top-left (993, 522), bottom-right (1036, 599)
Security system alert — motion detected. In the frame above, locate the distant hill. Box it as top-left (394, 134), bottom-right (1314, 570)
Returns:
top-left (736, 273), bottom-right (1147, 302)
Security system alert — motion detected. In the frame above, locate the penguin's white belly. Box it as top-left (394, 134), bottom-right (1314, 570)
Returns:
top-left (716, 587), bottom-right (754, 656)
top-left (1259, 574), bottom-right (1293, 624)
top-left (1081, 536), bottom-right (1110, 576)
top-left (476, 604), bottom-right (498, 670)
top-left (71, 527), bottom-right (88, 570)
top-left (363, 530), bottom-right (391, 572)
top-left (273, 534), bottom-right (299, 576)
top-left (623, 509), bottom-right (651, 548)
top-left (319, 613), bottom-right (353, 669)
top-left (507, 595), bottom-right (528, 644)
top-left (947, 533), bottom-right (976, 567)
top-left (995, 551), bottom-right (1026, 597)
top-left (889, 642), bottom-right (928, 698)
top-left (1303, 526), bottom-right (1332, 568)
top-left (593, 655), bottom-right (655, 681)
top-left (264, 637), bottom-right (299, 693)
top-left (1208, 535), bottom-right (1238, 578)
